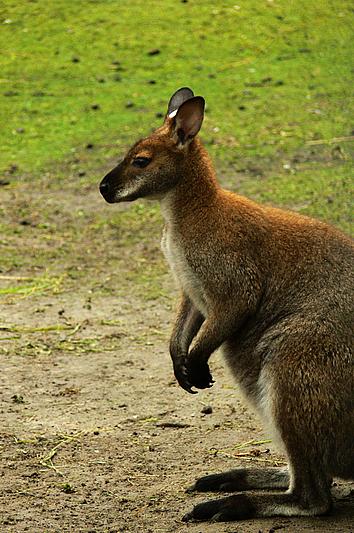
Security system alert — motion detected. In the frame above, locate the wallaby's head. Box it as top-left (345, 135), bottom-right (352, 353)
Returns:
top-left (99, 88), bottom-right (205, 203)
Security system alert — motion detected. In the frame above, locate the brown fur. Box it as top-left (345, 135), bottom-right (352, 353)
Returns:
top-left (100, 88), bottom-right (354, 522)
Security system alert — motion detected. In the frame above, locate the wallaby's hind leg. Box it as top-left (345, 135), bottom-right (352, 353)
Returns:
top-left (183, 489), bottom-right (332, 522)
top-left (183, 460), bottom-right (332, 522)
top-left (183, 354), bottom-right (336, 522)
top-left (187, 467), bottom-right (289, 493)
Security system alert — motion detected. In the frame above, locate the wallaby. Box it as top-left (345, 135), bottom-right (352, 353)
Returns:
top-left (99, 87), bottom-right (354, 522)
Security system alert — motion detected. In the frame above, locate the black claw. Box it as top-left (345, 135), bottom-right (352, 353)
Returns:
top-left (174, 363), bottom-right (194, 393)
top-left (176, 373), bottom-right (198, 394)
top-left (182, 511), bottom-right (194, 522)
top-left (185, 483), bottom-right (196, 494)
top-left (186, 359), bottom-right (214, 390)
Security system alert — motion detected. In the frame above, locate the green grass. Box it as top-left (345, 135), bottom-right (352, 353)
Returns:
top-left (0, 274), bottom-right (64, 297)
top-left (239, 161), bottom-right (353, 235)
top-left (1, 0), bottom-right (353, 173)
top-left (0, 0), bottom-right (353, 287)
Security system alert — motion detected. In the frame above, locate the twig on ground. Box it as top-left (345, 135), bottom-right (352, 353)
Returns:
top-left (156, 421), bottom-right (190, 429)
top-left (233, 438), bottom-right (272, 449)
top-left (39, 431), bottom-right (85, 476)
top-left (306, 135), bottom-right (354, 146)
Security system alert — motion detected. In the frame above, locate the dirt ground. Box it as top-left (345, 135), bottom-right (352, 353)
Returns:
top-left (0, 175), bottom-right (353, 533)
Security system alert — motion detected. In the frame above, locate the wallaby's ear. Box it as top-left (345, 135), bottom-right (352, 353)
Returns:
top-left (173, 96), bottom-right (205, 146)
top-left (167, 87), bottom-right (194, 118)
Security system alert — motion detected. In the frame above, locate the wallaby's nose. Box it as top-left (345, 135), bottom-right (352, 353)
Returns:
top-left (100, 163), bottom-right (123, 203)
top-left (99, 180), bottom-right (109, 194)
top-left (99, 178), bottom-right (113, 202)
top-left (99, 176), bottom-right (116, 203)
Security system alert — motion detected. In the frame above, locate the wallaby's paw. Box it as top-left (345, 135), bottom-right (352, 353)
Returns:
top-left (187, 359), bottom-right (215, 389)
top-left (182, 494), bottom-right (255, 522)
top-left (173, 361), bottom-right (198, 394)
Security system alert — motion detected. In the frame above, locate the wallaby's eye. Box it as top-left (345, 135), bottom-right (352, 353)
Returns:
top-left (132, 156), bottom-right (152, 168)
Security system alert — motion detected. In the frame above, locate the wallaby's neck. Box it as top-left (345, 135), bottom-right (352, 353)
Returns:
top-left (160, 138), bottom-right (219, 222)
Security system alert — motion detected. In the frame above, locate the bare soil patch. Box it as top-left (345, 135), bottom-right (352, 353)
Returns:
top-left (0, 178), bottom-right (353, 532)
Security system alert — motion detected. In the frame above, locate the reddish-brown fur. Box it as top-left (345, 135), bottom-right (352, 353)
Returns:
top-left (100, 88), bottom-right (354, 522)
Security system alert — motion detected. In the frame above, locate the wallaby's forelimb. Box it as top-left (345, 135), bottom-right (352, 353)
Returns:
top-left (170, 294), bottom-right (204, 354)
top-left (169, 294), bottom-right (204, 393)
top-left (187, 467), bottom-right (290, 493)
top-left (186, 304), bottom-right (249, 391)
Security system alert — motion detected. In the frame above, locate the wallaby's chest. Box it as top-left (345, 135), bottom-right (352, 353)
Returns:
top-left (161, 226), bottom-right (208, 315)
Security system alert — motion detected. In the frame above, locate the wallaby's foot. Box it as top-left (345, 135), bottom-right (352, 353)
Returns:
top-left (187, 467), bottom-right (289, 493)
top-left (187, 357), bottom-right (214, 390)
top-left (182, 492), bottom-right (332, 522)
top-left (183, 494), bottom-right (255, 522)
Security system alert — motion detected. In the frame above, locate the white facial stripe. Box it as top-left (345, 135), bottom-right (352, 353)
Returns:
top-left (114, 180), bottom-right (143, 201)
top-left (168, 109), bottom-right (178, 119)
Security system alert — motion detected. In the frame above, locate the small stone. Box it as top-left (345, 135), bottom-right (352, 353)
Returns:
top-left (11, 394), bottom-right (25, 404)
top-left (91, 103), bottom-right (100, 110)
top-left (125, 101), bottom-right (134, 108)
top-left (201, 405), bottom-right (213, 415)
top-left (86, 143), bottom-right (94, 150)
top-left (147, 48), bottom-right (160, 56)
top-left (72, 57), bottom-right (80, 63)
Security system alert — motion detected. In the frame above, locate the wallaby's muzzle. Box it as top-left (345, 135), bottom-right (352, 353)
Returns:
top-left (99, 163), bottom-right (123, 203)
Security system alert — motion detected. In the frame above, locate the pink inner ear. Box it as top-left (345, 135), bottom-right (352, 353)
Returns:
top-left (175, 97), bottom-right (205, 141)
top-left (176, 110), bottom-right (203, 139)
